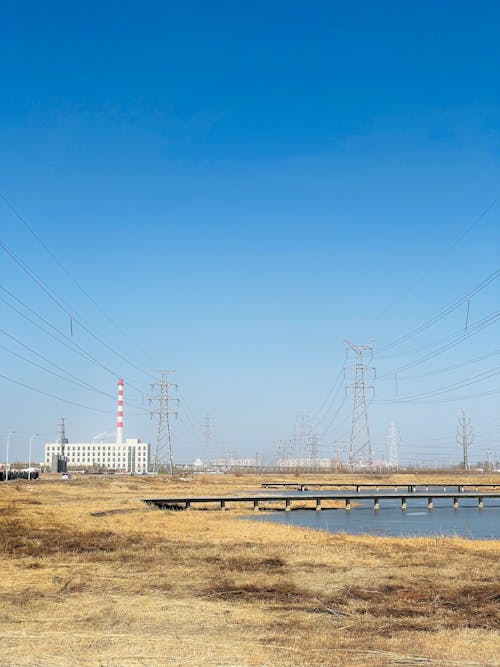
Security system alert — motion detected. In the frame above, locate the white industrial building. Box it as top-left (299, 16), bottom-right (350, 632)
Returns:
top-left (44, 438), bottom-right (150, 473)
top-left (44, 379), bottom-right (150, 473)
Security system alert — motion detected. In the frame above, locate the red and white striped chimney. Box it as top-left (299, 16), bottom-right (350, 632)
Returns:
top-left (116, 378), bottom-right (124, 445)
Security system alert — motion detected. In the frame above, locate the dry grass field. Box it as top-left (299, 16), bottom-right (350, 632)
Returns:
top-left (0, 473), bottom-right (499, 667)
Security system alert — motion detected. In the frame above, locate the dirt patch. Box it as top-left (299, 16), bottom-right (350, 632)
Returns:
top-left (205, 555), bottom-right (286, 572)
top-left (0, 518), bottom-right (144, 557)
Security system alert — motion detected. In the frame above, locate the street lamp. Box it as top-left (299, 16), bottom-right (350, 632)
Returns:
top-left (28, 433), bottom-right (39, 481)
top-left (5, 431), bottom-right (15, 482)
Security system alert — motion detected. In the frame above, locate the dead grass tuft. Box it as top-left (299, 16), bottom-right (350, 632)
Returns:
top-left (204, 555), bottom-right (286, 572)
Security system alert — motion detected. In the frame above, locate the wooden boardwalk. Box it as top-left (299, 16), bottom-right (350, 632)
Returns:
top-left (144, 490), bottom-right (500, 512)
top-left (261, 482), bottom-right (500, 492)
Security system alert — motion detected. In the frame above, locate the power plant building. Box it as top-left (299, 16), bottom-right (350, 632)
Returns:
top-left (44, 438), bottom-right (149, 473)
top-left (44, 379), bottom-right (150, 473)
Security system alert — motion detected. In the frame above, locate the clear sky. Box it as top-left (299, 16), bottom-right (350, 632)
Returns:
top-left (1, 1), bottom-right (499, 467)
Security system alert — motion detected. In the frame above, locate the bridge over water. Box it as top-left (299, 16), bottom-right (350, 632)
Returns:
top-left (144, 489), bottom-right (500, 512)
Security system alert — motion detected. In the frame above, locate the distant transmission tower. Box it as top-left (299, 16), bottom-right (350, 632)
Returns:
top-left (294, 414), bottom-right (310, 463)
top-left (456, 411), bottom-right (473, 471)
top-left (387, 422), bottom-right (400, 470)
top-left (150, 370), bottom-right (178, 476)
top-left (308, 433), bottom-right (319, 467)
top-left (202, 415), bottom-right (214, 467)
top-left (344, 340), bottom-right (375, 468)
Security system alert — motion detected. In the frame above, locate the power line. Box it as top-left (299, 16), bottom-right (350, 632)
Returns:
top-left (373, 195), bottom-right (500, 326)
top-left (388, 347), bottom-right (500, 380)
top-left (0, 373), bottom-right (113, 413)
top-left (310, 367), bottom-right (345, 428)
top-left (0, 329), bottom-right (149, 413)
top-left (0, 239), bottom-right (154, 380)
top-left (0, 288), bottom-right (149, 396)
top-left (406, 387), bottom-right (500, 405)
top-left (376, 366), bottom-right (500, 404)
top-left (1, 192), bottom-right (156, 367)
top-left (378, 309), bottom-right (500, 378)
top-left (376, 268), bottom-right (499, 354)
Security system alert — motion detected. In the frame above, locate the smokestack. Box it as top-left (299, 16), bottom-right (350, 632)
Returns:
top-left (117, 378), bottom-right (124, 445)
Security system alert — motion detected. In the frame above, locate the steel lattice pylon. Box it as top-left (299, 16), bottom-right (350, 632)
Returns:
top-left (344, 340), bottom-right (375, 468)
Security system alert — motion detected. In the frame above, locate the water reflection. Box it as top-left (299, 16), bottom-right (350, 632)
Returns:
top-left (249, 498), bottom-right (500, 539)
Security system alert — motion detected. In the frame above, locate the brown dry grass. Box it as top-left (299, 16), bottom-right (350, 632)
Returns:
top-left (0, 472), bottom-right (499, 667)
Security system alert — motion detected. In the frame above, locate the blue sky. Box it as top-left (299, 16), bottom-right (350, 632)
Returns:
top-left (1, 1), bottom-right (499, 466)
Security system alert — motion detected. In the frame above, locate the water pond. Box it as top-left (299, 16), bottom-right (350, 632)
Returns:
top-left (249, 496), bottom-right (500, 539)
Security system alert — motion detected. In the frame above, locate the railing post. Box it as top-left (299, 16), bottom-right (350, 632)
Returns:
top-left (316, 498), bottom-right (321, 511)
top-left (185, 500), bottom-right (191, 510)
top-left (285, 498), bottom-right (291, 512)
top-left (253, 499), bottom-right (259, 512)
top-left (427, 497), bottom-right (433, 510)
top-left (220, 500), bottom-right (226, 511)
top-left (374, 498), bottom-right (379, 510)
top-left (453, 497), bottom-right (458, 509)
top-left (346, 498), bottom-right (351, 511)
top-left (401, 497), bottom-right (407, 510)
top-left (478, 497), bottom-right (483, 509)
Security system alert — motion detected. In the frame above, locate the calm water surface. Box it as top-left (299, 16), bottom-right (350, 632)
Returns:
top-left (250, 497), bottom-right (500, 539)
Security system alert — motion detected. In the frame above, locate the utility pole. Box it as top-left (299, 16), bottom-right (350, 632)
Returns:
top-left (150, 370), bottom-right (178, 476)
top-left (344, 340), bottom-right (375, 468)
top-left (202, 415), bottom-right (214, 468)
top-left (456, 411), bottom-right (473, 472)
top-left (387, 422), bottom-right (400, 470)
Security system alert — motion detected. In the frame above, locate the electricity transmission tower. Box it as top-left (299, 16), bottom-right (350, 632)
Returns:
top-left (150, 370), bottom-right (178, 476)
top-left (275, 439), bottom-right (289, 468)
top-left (202, 415), bottom-right (214, 467)
top-left (294, 414), bottom-right (310, 463)
top-left (387, 422), bottom-right (400, 470)
top-left (457, 411), bottom-right (473, 471)
top-left (344, 340), bottom-right (375, 468)
top-left (308, 433), bottom-right (319, 467)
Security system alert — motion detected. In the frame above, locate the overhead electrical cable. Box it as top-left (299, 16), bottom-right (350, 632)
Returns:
top-left (376, 366), bottom-right (500, 404)
top-left (406, 387), bottom-right (500, 405)
top-left (0, 239), bottom-right (154, 380)
top-left (0, 373), bottom-right (114, 413)
top-left (1, 192), bottom-right (156, 368)
top-left (390, 347), bottom-right (500, 380)
top-left (0, 289), bottom-right (149, 396)
top-left (378, 309), bottom-right (500, 378)
top-left (376, 268), bottom-right (499, 354)
top-left (310, 368), bottom-right (344, 427)
top-left (372, 194), bottom-right (500, 325)
top-left (0, 329), bottom-right (149, 413)
top-left (318, 394), bottom-right (349, 438)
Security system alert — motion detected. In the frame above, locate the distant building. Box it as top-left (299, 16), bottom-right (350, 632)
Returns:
top-left (277, 458), bottom-right (337, 469)
top-left (44, 438), bottom-right (150, 473)
top-left (44, 380), bottom-right (150, 473)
